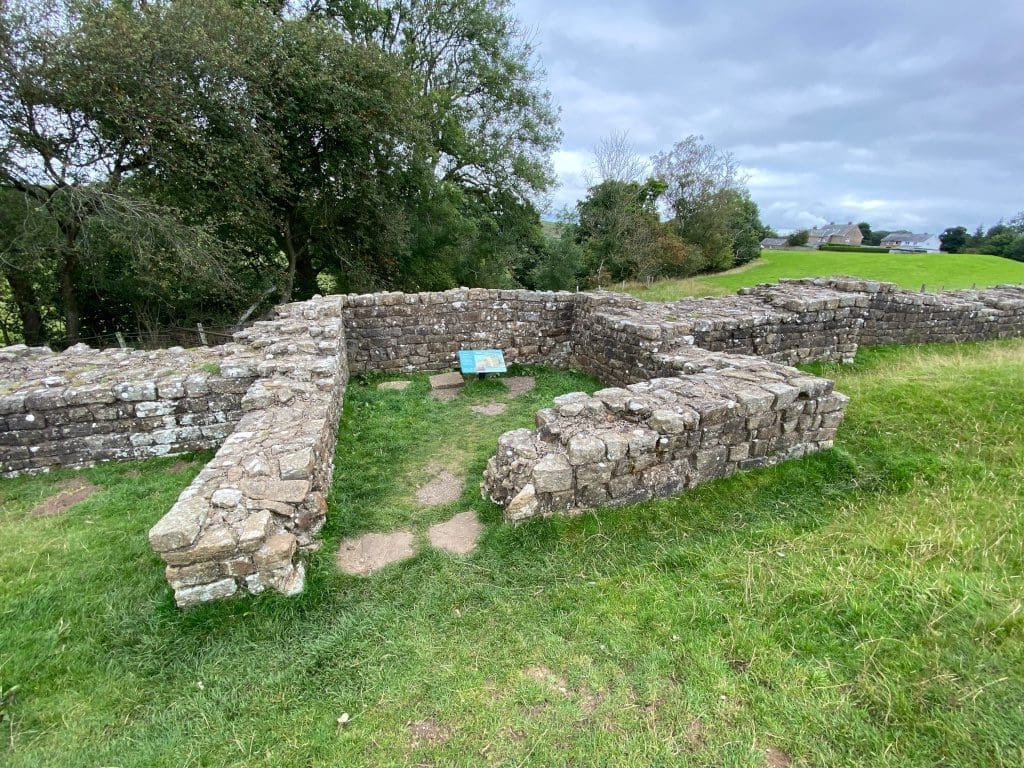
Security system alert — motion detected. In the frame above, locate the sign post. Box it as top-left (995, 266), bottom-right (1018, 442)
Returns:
top-left (458, 349), bottom-right (507, 380)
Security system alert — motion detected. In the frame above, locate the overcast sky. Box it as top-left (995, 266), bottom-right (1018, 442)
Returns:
top-left (514, 0), bottom-right (1024, 233)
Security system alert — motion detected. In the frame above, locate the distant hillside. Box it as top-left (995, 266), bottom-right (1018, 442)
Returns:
top-left (620, 249), bottom-right (1024, 301)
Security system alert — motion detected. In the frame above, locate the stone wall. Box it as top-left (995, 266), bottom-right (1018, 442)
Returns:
top-left (5, 279), bottom-right (1024, 606)
top-left (483, 352), bottom-right (846, 521)
top-left (0, 344), bottom-right (257, 476)
top-left (148, 296), bottom-right (348, 607)
top-left (342, 288), bottom-right (575, 372)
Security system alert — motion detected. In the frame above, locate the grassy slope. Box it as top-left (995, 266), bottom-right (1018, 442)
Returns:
top-left (621, 250), bottom-right (1024, 301)
top-left (2, 347), bottom-right (1023, 767)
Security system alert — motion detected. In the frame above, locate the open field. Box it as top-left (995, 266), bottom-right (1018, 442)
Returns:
top-left (2, 344), bottom-right (1024, 766)
top-left (620, 250), bottom-right (1024, 301)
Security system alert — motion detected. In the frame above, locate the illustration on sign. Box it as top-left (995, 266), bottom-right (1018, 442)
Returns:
top-left (458, 349), bottom-right (507, 374)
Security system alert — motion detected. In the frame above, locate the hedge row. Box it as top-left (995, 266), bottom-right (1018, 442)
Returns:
top-left (818, 244), bottom-right (890, 253)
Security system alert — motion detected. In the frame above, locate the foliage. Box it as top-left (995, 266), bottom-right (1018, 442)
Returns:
top-left (786, 229), bottom-right (809, 247)
top-left (575, 178), bottom-right (688, 284)
top-left (940, 226), bottom-right (970, 253)
top-left (941, 216), bottom-right (1024, 261)
top-left (3, 344), bottom-right (1024, 765)
top-left (723, 190), bottom-right (768, 266)
top-left (817, 243), bottom-right (889, 253)
top-left (523, 212), bottom-right (584, 291)
top-left (0, 0), bottom-right (560, 344)
top-left (653, 135), bottom-right (753, 273)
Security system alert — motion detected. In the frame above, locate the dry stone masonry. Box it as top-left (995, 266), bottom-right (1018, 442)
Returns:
top-left (3, 279), bottom-right (1024, 605)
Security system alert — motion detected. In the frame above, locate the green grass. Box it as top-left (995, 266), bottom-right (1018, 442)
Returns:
top-left (620, 249), bottom-right (1024, 301)
top-left (2, 346), bottom-right (1024, 766)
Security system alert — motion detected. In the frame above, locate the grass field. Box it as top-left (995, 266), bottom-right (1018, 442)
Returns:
top-left (3, 344), bottom-right (1024, 766)
top-left (620, 250), bottom-right (1024, 301)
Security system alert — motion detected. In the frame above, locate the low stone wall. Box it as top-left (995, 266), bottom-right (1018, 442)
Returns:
top-left (483, 355), bottom-right (847, 521)
top-left (5, 278), bottom-right (1024, 606)
top-left (148, 297), bottom-right (348, 607)
top-left (343, 288), bottom-right (575, 373)
top-left (0, 344), bottom-right (257, 476)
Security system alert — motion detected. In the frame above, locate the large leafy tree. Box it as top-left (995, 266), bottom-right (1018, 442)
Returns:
top-left (576, 178), bottom-right (687, 284)
top-left (0, 0), bottom-right (241, 343)
top-left (653, 135), bottom-right (760, 273)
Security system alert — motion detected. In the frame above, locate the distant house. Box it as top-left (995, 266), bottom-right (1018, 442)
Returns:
top-left (760, 237), bottom-right (788, 249)
top-left (880, 231), bottom-right (942, 253)
top-left (806, 223), bottom-right (864, 247)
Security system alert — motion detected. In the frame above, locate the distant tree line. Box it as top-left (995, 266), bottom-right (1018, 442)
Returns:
top-left (525, 133), bottom-right (773, 290)
top-left (1, 0), bottom-right (560, 346)
top-left (938, 214), bottom-right (1024, 260)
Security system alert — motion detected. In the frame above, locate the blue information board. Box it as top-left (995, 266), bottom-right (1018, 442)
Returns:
top-left (458, 349), bottom-right (507, 374)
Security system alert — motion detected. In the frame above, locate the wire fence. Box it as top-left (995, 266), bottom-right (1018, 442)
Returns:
top-left (47, 323), bottom-right (245, 352)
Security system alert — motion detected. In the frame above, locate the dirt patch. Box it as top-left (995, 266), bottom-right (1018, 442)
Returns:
top-left (503, 376), bottom-right (535, 398)
top-left (336, 530), bottom-right (416, 576)
top-left (415, 467), bottom-right (464, 506)
top-left (407, 718), bottom-right (451, 748)
top-left (429, 387), bottom-right (461, 402)
top-left (166, 460), bottom-right (194, 473)
top-left (728, 658), bottom-right (750, 674)
top-left (524, 665), bottom-right (570, 697)
top-left (428, 511), bottom-right (483, 555)
top-left (378, 380), bottom-right (411, 391)
top-left (31, 478), bottom-right (99, 517)
top-left (685, 719), bottom-right (706, 750)
top-left (470, 402), bottom-right (507, 416)
top-left (765, 746), bottom-right (791, 767)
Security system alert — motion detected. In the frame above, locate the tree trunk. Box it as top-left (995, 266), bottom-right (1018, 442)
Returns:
top-left (279, 229), bottom-right (299, 303)
top-left (3, 269), bottom-right (45, 346)
top-left (60, 247), bottom-right (81, 345)
top-left (293, 248), bottom-right (318, 301)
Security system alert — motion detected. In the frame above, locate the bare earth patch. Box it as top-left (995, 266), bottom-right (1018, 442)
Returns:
top-left (686, 719), bottom-right (706, 750)
top-left (427, 511), bottom-right (483, 555)
top-left (406, 718), bottom-right (451, 748)
top-left (470, 402), bottom-right (507, 416)
top-left (524, 665), bottom-right (571, 697)
top-left (31, 478), bottom-right (99, 517)
top-left (765, 746), bottom-right (792, 767)
top-left (429, 387), bottom-right (461, 401)
top-left (378, 380), bottom-right (411, 391)
top-left (166, 460), bottom-right (194, 473)
top-left (415, 467), bottom-right (464, 506)
top-left (502, 376), bottom-right (535, 398)
top-left (336, 530), bottom-right (416, 576)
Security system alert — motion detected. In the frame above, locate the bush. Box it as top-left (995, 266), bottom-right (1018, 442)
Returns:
top-left (818, 243), bottom-right (890, 253)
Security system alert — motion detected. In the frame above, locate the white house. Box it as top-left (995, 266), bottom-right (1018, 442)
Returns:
top-left (880, 232), bottom-right (942, 253)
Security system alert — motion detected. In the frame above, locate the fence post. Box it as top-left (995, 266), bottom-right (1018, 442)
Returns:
top-left (115, 331), bottom-right (127, 350)
top-left (197, 323), bottom-right (208, 346)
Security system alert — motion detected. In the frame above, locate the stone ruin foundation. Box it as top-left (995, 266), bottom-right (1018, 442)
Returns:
top-left (2, 278), bottom-right (1023, 606)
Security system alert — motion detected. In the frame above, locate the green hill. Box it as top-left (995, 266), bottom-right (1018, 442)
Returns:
top-left (622, 250), bottom-right (1024, 301)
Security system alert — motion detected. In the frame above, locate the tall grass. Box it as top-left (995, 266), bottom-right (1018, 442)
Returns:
top-left (2, 344), bottom-right (1023, 766)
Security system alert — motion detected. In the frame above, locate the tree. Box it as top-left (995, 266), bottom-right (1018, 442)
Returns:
top-left (724, 190), bottom-right (768, 266)
top-left (590, 130), bottom-right (648, 184)
top-left (652, 135), bottom-right (749, 272)
top-left (0, 1), bottom-right (242, 343)
top-left (857, 222), bottom-right (872, 243)
top-left (787, 230), bottom-right (809, 247)
top-left (940, 226), bottom-right (969, 253)
top-left (575, 178), bottom-right (687, 285)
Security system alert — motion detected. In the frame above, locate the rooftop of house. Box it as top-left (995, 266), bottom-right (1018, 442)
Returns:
top-left (809, 222), bottom-right (860, 237)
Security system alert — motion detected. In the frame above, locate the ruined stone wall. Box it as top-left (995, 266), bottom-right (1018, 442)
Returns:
top-left (5, 280), bottom-right (1024, 607)
top-left (483, 357), bottom-right (846, 521)
top-left (342, 288), bottom-right (576, 373)
top-left (148, 296), bottom-right (348, 607)
top-left (0, 344), bottom-right (257, 476)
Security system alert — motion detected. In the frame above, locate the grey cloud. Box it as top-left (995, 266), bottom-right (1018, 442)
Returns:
top-left (517, 0), bottom-right (1024, 232)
